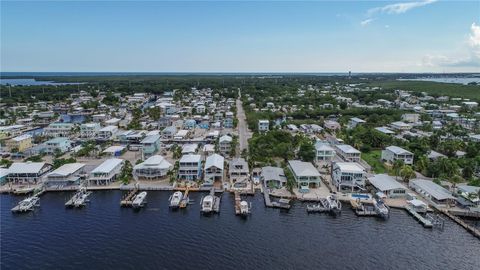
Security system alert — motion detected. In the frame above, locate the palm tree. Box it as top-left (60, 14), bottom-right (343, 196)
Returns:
top-left (393, 159), bottom-right (404, 180)
top-left (400, 165), bottom-right (416, 183)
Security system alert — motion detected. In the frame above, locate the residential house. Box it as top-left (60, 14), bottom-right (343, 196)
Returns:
top-left (80, 123), bottom-right (101, 138)
top-left (44, 123), bottom-right (74, 137)
top-left (367, 174), bottom-right (407, 198)
top-left (314, 141), bottom-right (335, 162)
top-left (409, 179), bottom-right (455, 205)
top-left (7, 134), bottom-right (32, 152)
top-left (335, 144), bottom-right (361, 162)
top-left (6, 162), bottom-right (53, 184)
top-left (204, 154), bottom-right (224, 183)
top-left (44, 137), bottom-right (72, 155)
top-left (141, 134), bottom-right (161, 159)
top-left (44, 163), bottom-right (86, 188)
top-left (88, 158), bottom-right (124, 186)
top-left (219, 135), bottom-right (233, 155)
top-left (348, 117), bottom-right (366, 129)
top-left (261, 166), bottom-right (287, 188)
top-left (178, 154), bottom-right (202, 181)
top-left (288, 160), bottom-right (321, 189)
top-left (133, 155), bottom-right (173, 180)
top-left (98, 126), bottom-right (118, 140)
top-left (229, 158), bottom-right (249, 182)
top-left (381, 146), bottom-right (414, 165)
top-left (258, 120), bottom-right (269, 132)
top-left (390, 121), bottom-right (412, 131)
top-left (332, 162), bottom-right (366, 192)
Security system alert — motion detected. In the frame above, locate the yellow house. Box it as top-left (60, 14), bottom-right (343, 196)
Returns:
top-left (7, 134), bottom-right (33, 152)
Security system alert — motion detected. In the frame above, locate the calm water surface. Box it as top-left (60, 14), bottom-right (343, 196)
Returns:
top-left (1, 191), bottom-right (480, 270)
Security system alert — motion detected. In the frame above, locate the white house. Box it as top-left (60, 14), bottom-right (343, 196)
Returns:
top-left (288, 160), bottom-right (321, 189)
top-left (229, 158), bottom-right (249, 182)
top-left (381, 146), bottom-right (414, 165)
top-left (367, 174), bottom-right (407, 198)
top-left (335, 144), bottom-right (361, 162)
top-left (204, 154), bottom-right (224, 183)
top-left (44, 123), bottom-right (74, 137)
top-left (133, 155), bottom-right (173, 180)
top-left (261, 166), bottom-right (287, 188)
top-left (219, 135), bottom-right (232, 155)
top-left (80, 123), bottom-right (101, 138)
top-left (6, 162), bottom-right (53, 184)
top-left (390, 121), bottom-right (412, 131)
top-left (178, 154), bottom-right (202, 181)
top-left (98, 126), bottom-right (118, 140)
top-left (88, 158), bottom-right (124, 186)
top-left (258, 120), bottom-right (269, 132)
top-left (409, 179), bottom-right (455, 205)
top-left (332, 162), bottom-right (366, 192)
top-left (44, 163), bottom-right (86, 188)
top-left (314, 141), bottom-right (335, 162)
top-left (401, 114), bottom-right (420, 123)
top-left (348, 117), bottom-right (366, 129)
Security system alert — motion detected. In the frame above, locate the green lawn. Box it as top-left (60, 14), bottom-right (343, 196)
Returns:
top-left (362, 150), bottom-right (387, 174)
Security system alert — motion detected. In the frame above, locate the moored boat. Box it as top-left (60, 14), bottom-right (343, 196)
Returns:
top-left (169, 191), bottom-right (183, 208)
top-left (132, 191), bottom-right (147, 208)
top-left (11, 196), bottom-right (40, 213)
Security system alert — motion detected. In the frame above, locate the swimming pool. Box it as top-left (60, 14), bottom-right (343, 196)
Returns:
top-left (351, 194), bottom-right (371, 199)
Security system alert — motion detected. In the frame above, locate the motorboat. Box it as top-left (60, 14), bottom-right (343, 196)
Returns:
top-left (132, 191), bottom-right (147, 208)
top-left (201, 195), bottom-right (214, 213)
top-left (373, 198), bottom-right (389, 219)
top-left (169, 191), bottom-right (183, 208)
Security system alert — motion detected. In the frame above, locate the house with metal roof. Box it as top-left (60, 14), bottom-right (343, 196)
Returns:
top-left (381, 146), bottom-right (414, 165)
top-left (141, 134), bottom-right (161, 159)
top-left (229, 158), bottom-right (249, 182)
top-left (261, 166), bottom-right (287, 188)
top-left (178, 154), bottom-right (202, 181)
top-left (44, 137), bottom-right (72, 155)
top-left (44, 163), bottom-right (86, 188)
top-left (133, 155), bottom-right (173, 180)
top-left (6, 134), bottom-right (32, 152)
top-left (6, 162), bottom-right (53, 184)
top-left (219, 135), bottom-right (233, 155)
top-left (335, 144), bottom-right (361, 162)
top-left (367, 174), bottom-right (407, 198)
top-left (204, 154), bottom-right (224, 183)
top-left (409, 179), bottom-right (455, 205)
top-left (314, 141), bottom-right (335, 162)
top-left (332, 162), bottom-right (366, 192)
top-left (88, 158), bottom-right (124, 186)
top-left (288, 160), bottom-right (321, 189)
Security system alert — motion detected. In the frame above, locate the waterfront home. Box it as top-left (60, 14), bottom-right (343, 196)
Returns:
top-left (367, 174), bottom-right (407, 198)
top-left (335, 144), bottom-right (361, 162)
top-left (381, 146), bottom-right (414, 165)
top-left (6, 162), bottom-right (53, 184)
top-left (229, 158), bottom-right (249, 182)
top-left (261, 166), bottom-right (287, 188)
top-left (44, 163), bottom-right (86, 188)
top-left (80, 123), bottom-right (101, 138)
top-left (7, 134), bottom-right (32, 152)
top-left (44, 123), bottom-right (74, 137)
top-left (258, 120), bottom-right (269, 132)
top-left (390, 121), bottom-right (412, 131)
top-left (88, 158), bottom-right (124, 186)
top-left (457, 185), bottom-right (480, 206)
top-left (133, 155), bottom-right (173, 180)
top-left (178, 154), bottom-right (202, 181)
top-left (314, 141), bottom-right (335, 162)
top-left (219, 135), bottom-right (232, 155)
top-left (141, 134), bottom-right (161, 159)
top-left (204, 154), bottom-right (224, 184)
top-left (44, 137), bottom-right (72, 155)
top-left (331, 162), bottom-right (366, 192)
top-left (0, 168), bottom-right (8, 185)
top-left (98, 125), bottom-right (118, 140)
top-left (409, 179), bottom-right (455, 206)
top-left (288, 160), bottom-right (321, 189)
top-left (347, 117), bottom-right (366, 129)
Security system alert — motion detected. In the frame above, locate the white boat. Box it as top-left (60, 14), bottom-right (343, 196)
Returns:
top-left (13, 186), bottom-right (35, 195)
top-left (239, 200), bottom-right (251, 216)
top-left (132, 191), bottom-right (147, 208)
top-left (169, 191), bottom-right (183, 208)
top-left (201, 195), bottom-right (214, 213)
top-left (11, 196), bottom-right (40, 213)
top-left (65, 188), bottom-right (92, 208)
top-left (326, 195), bottom-right (341, 211)
top-left (373, 198), bottom-right (389, 218)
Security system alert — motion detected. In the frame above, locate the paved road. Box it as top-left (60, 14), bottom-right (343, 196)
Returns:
top-left (236, 91), bottom-right (251, 156)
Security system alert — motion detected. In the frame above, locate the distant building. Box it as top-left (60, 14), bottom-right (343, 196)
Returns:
top-left (7, 134), bottom-right (32, 152)
top-left (381, 146), bottom-right (414, 165)
top-left (219, 135), bottom-right (233, 155)
top-left (80, 123), bottom-right (101, 138)
top-left (98, 126), bottom-right (118, 140)
top-left (335, 144), bottom-right (361, 162)
top-left (348, 117), bottom-right (366, 129)
top-left (401, 114), bottom-right (420, 123)
top-left (44, 123), bottom-right (74, 137)
top-left (44, 137), bottom-right (72, 155)
top-left (140, 134), bottom-right (161, 159)
top-left (314, 141), bottom-right (335, 162)
top-left (258, 120), bottom-right (269, 132)
top-left (390, 121), bottom-right (412, 131)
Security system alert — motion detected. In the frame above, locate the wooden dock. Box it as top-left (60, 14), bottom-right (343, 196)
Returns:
top-left (179, 188), bottom-right (190, 208)
top-left (234, 191), bottom-right (241, 214)
top-left (350, 199), bottom-right (378, 217)
top-left (120, 187), bottom-right (139, 207)
top-left (440, 209), bottom-right (480, 239)
top-left (406, 206), bottom-right (433, 228)
top-left (262, 183), bottom-right (290, 209)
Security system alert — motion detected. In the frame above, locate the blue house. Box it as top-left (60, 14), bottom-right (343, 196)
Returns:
top-left (44, 137), bottom-right (72, 155)
top-left (183, 119), bottom-right (197, 130)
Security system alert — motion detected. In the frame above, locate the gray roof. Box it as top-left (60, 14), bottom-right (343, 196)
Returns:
top-left (368, 174), bottom-right (406, 192)
top-left (261, 166), bottom-right (287, 183)
top-left (410, 179), bottom-right (454, 201)
top-left (288, 160), bottom-right (320, 177)
top-left (141, 134), bottom-right (161, 144)
top-left (386, 146), bottom-right (412, 155)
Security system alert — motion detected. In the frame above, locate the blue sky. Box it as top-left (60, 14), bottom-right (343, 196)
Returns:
top-left (1, 0), bottom-right (479, 72)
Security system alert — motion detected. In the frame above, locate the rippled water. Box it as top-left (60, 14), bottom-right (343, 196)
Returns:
top-left (1, 191), bottom-right (480, 270)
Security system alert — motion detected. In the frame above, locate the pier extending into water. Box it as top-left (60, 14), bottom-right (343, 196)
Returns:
top-left (120, 186), bottom-right (139, 207)
top-left (262, 183), bottom-right (290, 210)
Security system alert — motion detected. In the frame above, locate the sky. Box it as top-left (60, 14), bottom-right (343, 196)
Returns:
top-left (1, 0), bottom-right (479, 73)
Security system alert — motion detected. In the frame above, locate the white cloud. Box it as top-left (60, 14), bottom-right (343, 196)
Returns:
top-left (420, 22), bottom-right (480, 69)
top-left (360, 18), bottom-right (375, 26)
top-left (369, 0), bottom-right (437, 16)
